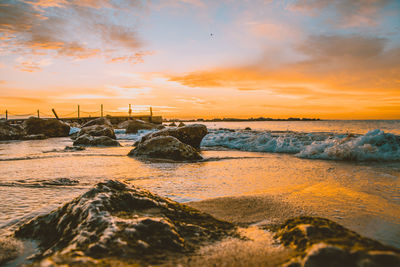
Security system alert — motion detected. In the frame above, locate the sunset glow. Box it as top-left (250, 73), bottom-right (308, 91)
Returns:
top-left (1, 0), bottom-right (400, 119)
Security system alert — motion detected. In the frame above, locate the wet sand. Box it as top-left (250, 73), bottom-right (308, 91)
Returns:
top-left (188, 194), bottom-right (311, 225)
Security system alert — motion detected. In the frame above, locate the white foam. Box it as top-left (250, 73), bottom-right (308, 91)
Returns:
top-left (298, 129), bottom-right (400, 161)
top-left (69, 127), bottom-right (81, 135)
top-left (201, 129), bottom-right (400, 161)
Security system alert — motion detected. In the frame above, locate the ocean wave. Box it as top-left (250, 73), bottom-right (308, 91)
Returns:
top-left (201, 129), bottom-right (400, 161)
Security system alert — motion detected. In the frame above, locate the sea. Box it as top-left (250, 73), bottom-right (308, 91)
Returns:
top-left (0, 120), bottom-right (399, 249)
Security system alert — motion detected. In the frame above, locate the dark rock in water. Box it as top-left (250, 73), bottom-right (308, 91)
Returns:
top-left (78, 125), bottom-right (116, 139)
top-left (0, 121), bottom-right (25, 140)
top-left (22, 134), bottom-right (47, 140)
top-left (73, 134), bottom-right (121, 147)
top-left (129, 136), bottom-right (203, 161)
top-left (23, 117), bottom-right (70, 137)
top-left (178, 122), bottom-right (186, 127)
top-left (42, 178), bottom-right (79, 186)
top-left (244, 127), bottom-right (251, 130)
top-left (64, 146), bottom-right (85, 151)
top-left (138, 124), bottom-right (208, 150)
top-left (274, 216), bottom-right (400, 267)
top-left (118, 119), bottom-right (158, 134)
top-left (81, 117), bottom-right (113, 128)
top-left (15, 180), bottom-right (234, 265)
top-left (169, 122), bottom-right (177, 126)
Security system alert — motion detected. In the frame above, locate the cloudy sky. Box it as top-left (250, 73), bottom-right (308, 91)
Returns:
top-left (1, 0), bottom-right (399, 119)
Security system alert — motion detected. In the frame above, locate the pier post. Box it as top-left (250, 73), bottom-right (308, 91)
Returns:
top-left (129, 104), bottom-right (132, 118)
top-left (101, 104), bottom-right (103, 118)
top-left (5, 110), bottom-right (7, 120)
top-left (78, 105), bottom-right (80, 119)
top-left (37, 109), bottom-right (40, 118)
top-left (52, 108), bottom-right (60, 120)
top-left (150, 106), bottom-right (153, 116)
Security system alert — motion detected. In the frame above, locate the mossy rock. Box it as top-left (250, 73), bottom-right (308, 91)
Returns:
top-left (15, 180), bottom-right (234, 265)
top-left (273, 216), bottom-right (400, 267)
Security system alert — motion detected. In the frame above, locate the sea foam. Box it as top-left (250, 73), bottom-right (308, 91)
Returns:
top-left (201, 129), bottom-right (400, 161)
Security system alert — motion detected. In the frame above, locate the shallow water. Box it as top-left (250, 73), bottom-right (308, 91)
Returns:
top-left (0, 121), bottom-right (399, 250)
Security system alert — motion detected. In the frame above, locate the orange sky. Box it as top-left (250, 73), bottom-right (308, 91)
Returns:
top-left (1, 0), bottom-right (400, 119)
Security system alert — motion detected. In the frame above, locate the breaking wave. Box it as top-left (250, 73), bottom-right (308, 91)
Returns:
top-left (201, 129), bottom-right (400, 161)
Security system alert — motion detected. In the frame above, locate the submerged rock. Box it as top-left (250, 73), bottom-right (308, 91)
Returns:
top-left (119, 119), bottom-right (158, 134)
top-left (22, 134), bottom-right (47, 140)
top-left (129, 136), bottom-right (203, 161)
top-left (138, 124), bottom-right (208, 150)
top-left (81, 117), bottom-right (113, 128)
top-left (274, 216), bottom-right (400, 267)
top-left (0, 121), bottom-right (25, 140)
top-left (64, 146), bottom-right (85, 151)
top-left (73, 134), bottom-right (120, 147)
top-left (15, 180), bottom-right (234, 265)
top-left (23, 117), bottom-right (70, 137)
top-left (178, 122), bottom-right (186, 127)
top-left (78, 125), bottom-right (116, 139)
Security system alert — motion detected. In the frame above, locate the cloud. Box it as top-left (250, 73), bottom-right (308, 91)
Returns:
top-left (15, 56), bottom-right (52, 72)
top-left (0, 0), bottom-right (149, 70)
top-left (168, 32), bottom-right (400, 113)
top-left (289, 0), bottom-right (396, 27)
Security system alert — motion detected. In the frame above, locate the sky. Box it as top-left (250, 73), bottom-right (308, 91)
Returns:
top-left (1, 0), bottom-right (400, 119)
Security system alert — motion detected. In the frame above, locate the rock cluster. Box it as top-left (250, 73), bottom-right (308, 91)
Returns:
top-left (138, 124), bottom-right (208, 150)
top-left (73, 118), bottom-right (120, 147)
top-left (0, 118), bottom-right (71, 141)
top-left (129, 124), bottom-right (208, 161)
top-left (0, 121), bottom-right (25, 140)
top-left (23, 117), bottom-right (70, 137)
top-left (73, 134), bottom-right (120, 147)
top-left (274, 216), bottom-right (400, 267)
top-left (15, 180), bottom-right (234, 266)
top-left (128, 136), bottom-right (202, 161)
top-left (118, 119), bottom-right (161, 134)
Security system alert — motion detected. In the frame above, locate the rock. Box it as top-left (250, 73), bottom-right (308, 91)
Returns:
top-left (178, 122), bottom-right (186, 127)
top-left (118, 119), bottom-right (158, 134)
top-left (0, 121), bottom-right (25, 140)
top-left (274, 217), bottom-right (400, 267)
top-left (245, 127), bottom-right (251, 130)
top-left (64, 146), bottom-right (85, 151)
top-left (0, 237), bottom-right (23, 265)
top-left (169, 122), bottom-right (177, 126)
top-left (22, 134), bottom-right (47, 140)
top-left (138, 124), bottom-right (208, 150)
top-left (302, 243), bottom-right (351, 267)
top-left (15, 180), bottom-right (234, 265)
top-left (73, 134), bottom-right (121, 147)
top-left (128, 136), bottom-right (203, 161)
top-left (23, 117), bottom-right (70, 137)
top-left (78, 125), bottom-right (116, 139)
top-left (81, 117), bottom-right (113, 128)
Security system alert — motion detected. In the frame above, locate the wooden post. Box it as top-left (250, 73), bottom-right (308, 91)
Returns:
top-left (37, 109), bottom-right (40, 118)
top-left (150, 106), bottom-right (153, 116)
top-left (52, 108), bottom-right (60, 120)
top-left (78, 105), bottom-right (80, 119)
top-left (101, 104), bottom-right (103, 118)
top-left (129, 104), bottom-right (132, 118)
top-left (5, 110), bottom-right (7, 120)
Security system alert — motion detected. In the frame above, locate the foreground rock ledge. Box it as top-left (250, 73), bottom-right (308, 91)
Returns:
top-left (273, 216), bottom-right (400, 267)
top-left (15, 180), bottom-right (234, 265)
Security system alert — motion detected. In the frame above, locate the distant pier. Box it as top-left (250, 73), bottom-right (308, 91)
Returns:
top-left (1, 105), bottom-right (163, 125)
